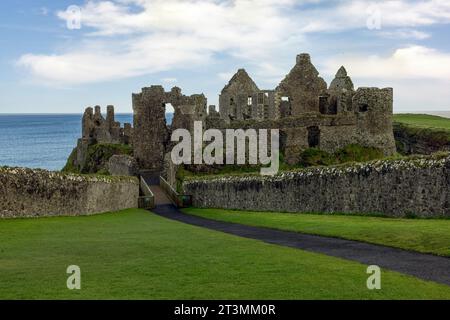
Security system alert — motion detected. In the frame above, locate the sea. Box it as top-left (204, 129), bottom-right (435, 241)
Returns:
top-left (0, 111), bottom-right (447, 171)
top-left (0, 113), bottom-right (173, 171)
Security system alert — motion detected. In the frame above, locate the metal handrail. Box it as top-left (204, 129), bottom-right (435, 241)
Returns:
top-left (160, 176), bottom-right (192, 208)
top-left (138, 176), bottom-right (155, 209)
top-left (140, 176), bottom-right (154, 197)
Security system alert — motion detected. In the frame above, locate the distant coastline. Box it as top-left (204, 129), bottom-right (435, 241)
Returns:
top-left (0, 111), bottom-right (448, 117)
top-left (0, 112), bottom-right (446, 171)
top-left (0, 113), bottom-right (173, 171)
top-left (424, 111), bottom-right (450, 118)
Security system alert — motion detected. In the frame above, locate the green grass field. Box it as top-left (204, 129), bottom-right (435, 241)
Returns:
top-left (393, 114), bottom-right (450, 131)
top-left (1, 209), bottom-right (450, 299)
top-left (183, 208), bottom-right (450, 257)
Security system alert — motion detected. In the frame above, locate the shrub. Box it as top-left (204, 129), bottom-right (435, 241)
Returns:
top-left (299, 148), bottom-right (336, 167)
top-left (335, 144), bottom-right (384, 163)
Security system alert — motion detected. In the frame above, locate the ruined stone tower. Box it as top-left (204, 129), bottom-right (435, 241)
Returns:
top-left (81, 105), bottom-right (131, 144)
top-left (132, 86), bottom-right (169, 172)
top-left (132, 86), bottom-right (207, 172)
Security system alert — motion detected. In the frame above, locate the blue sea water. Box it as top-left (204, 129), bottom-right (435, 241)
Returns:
top-left (0, 113), bottom-right (173, 171)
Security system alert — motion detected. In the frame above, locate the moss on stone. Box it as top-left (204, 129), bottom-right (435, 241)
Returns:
top-left (299, 148), bottom-right (335, 167)
top-left (61, 148), bottom-right (78, 173)
top-left (335, 144), bottom-right (385, 163)
top-left (62, 143), bottom-right (133, 175)
top-left (1, 165), bottom-right (138, 184)
top-left (179, 144), bottom-right (387, 184)
top-left (393, 114), bottom-right (450, 155)
top-left (183, 152), bottom-right (450, 182)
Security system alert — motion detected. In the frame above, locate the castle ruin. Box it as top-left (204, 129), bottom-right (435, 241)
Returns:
top-left (72, 53), bottom-right (396, 175)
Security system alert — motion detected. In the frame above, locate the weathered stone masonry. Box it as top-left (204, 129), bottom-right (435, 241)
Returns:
top-left (73, 105), bottom-right (133, 172)
top-left (70, 53), bottom-right (396, 175)
top-left (214, 55), bottom-right (396, 164)
top-left (183, 155), bottom-right (450, 218)
top-left (0, 167), bottom-right (139, 218)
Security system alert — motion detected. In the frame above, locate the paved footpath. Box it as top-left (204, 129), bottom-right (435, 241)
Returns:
top-left (152, 204), bottom-right (450, 286)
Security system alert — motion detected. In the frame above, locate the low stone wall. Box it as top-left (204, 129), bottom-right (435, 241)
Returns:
top-left (0, 167), bottom-right (139, 219)
top-left (183, 154), bottom-right (450, 218)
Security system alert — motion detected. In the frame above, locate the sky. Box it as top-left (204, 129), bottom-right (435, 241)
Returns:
top-left (0, 0), bottom-right (450, 114)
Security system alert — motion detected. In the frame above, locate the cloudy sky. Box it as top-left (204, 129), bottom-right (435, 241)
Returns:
top-left (1, 0), bottom-right (450, 113)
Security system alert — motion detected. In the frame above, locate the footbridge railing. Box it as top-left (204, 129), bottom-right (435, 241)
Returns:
top-left (138, 176), bottom-right (155, 209)
top-left (159, 176), bottom-right (192, 208)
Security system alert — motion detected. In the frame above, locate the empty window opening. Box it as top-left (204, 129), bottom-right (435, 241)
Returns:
top-left (329, 103), bottom-right (337, 114)
top-left (165, 103), bottom-right (174, 125)
top-left (359, 103), bottom-right (369, 112)
top-left (319, 96), bottom-right (337, 115)
top-left (280, 98), bottom-right (292, 118)
top-left (247, 96), bottom-right (253, 106)
top-left (307, 126), bottom-right (320, 148)
top-left (258, 93), bottom-right (264, 104)
top-left (319, 96), bottom-right (328, 114)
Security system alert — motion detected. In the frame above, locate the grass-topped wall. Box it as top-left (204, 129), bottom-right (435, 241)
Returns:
top-left (0, 167), bottom-right (139, 218)
top-left (183, 153), bottom-right (450, 218)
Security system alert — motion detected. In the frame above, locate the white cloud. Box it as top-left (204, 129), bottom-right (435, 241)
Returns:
top-left (322, 45), bottom-right (450, 112)
top-left (17, 0), bottom-right (450, 85)
top-left (324, 46), bottom-right (450, 81)
top-left (377, 29), bottom-right (431, 40)
top-left (162, 77), bottom-right (178, 83)
top-left (218, 72), bottom-right (234, 81)
top-left (20, 0), bottom-right (299, 85)
top-left (301, 0), bottom-right (450, 33)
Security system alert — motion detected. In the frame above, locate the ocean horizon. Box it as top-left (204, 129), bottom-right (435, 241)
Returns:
top-left (0, 111), bottom-right (447, 171)
top-left (0, 113), bottom-right (173, 171)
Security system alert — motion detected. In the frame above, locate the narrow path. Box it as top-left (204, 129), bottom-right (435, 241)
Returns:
top-left (152, 204), bottom-right (450, 286)
top-left (149, 185), bottom-right (172, 205)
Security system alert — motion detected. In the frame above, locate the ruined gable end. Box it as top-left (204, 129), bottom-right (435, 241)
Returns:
top-left (276, 53), bottom-right (328, 115)
top-left (219, 69), bottom-right (260, 122)
top-left (329, 66), bottom-right (354, 92)
top-left (320, 66), bottom-right (355, 115)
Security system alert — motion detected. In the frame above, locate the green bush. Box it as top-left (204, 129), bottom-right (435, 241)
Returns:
top-left (62, 143), bottom-right (133, 174)
top-left (299, 148), bottom-right (336, 167)
top-left (298, 145), bottom-right (383, 168)
top-left (335, 144), bottom-right (384, 163)
top-left (61, 148), bottom-right (78, 173)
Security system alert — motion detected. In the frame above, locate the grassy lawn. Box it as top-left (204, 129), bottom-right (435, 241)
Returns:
top-left (0, 209), bottom-right (449, 299)
top-left (183, 208), bottom-right (450, 257)
top-left (394, 114), bottom-right (450, 131)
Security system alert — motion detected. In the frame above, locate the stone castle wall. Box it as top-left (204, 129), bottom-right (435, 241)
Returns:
top-left (69, 53), bottom-right (397, 173)
top-left (82, 105), bottom-right (132, 145)
top-left (205, 107), bottom-right (396, 164)
top-left (183, 155), bottom-right (450, 218)
top-left (72, 105), bottom-right (133, 173)
top-left (132, 86), bottom-right (206, 172)
top-left (208, 54), bottom-right (396, 165)
top-left (0, 167), bottom-right (139, 219)
top-left (132, 86), bottom-right (169, 171)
